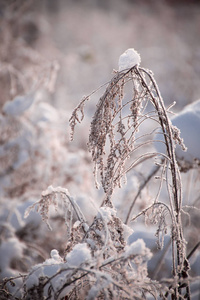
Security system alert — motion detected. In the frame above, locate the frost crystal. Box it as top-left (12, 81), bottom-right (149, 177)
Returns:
top-left (118, 48), bottom-right (141, 72)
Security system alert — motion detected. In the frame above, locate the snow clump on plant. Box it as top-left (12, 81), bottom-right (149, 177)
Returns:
top-left (65, 243), bottom-right (92, 267)
top-left (118, 48), bottom-right (141, 72)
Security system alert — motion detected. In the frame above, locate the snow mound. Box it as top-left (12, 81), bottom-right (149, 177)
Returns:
top-left (118, 48), bottom-right (141, 72)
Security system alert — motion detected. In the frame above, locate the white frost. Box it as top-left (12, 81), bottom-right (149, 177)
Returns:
top-left (118, 48), bottom-right (141, 72)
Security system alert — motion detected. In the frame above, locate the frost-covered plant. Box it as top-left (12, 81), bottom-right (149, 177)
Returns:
top-left (19, 187), bottom-right (158, 299)
top-left (69, 48), bottom-right (192, 299)
top-left (2, 48), bottom-right (199, 300)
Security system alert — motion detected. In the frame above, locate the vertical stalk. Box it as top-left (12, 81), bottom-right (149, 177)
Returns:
top-left (136, 67), bottom-right (189, 299)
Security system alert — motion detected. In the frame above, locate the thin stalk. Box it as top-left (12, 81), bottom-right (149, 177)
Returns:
top-left (136, 67), bottom-right (189, 298)
top-left (125, 163), bottom-right (161, 224)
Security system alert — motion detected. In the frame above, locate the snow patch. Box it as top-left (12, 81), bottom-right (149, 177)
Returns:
top-left (65, 243), bottom-right (91, 266)
top-left (122, 224), bottom-right (134, 242)
top-left (97, 206), bottom-right (116, 222)
top-left (50, 249), bottom-right (63, 262)
top-left (124, 238), bottom-right (152, 260)
top-left (25, 274), bottom-right (39, 290)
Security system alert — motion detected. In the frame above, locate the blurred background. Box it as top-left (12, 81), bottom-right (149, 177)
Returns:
top-left (1, 0), bottom-right (200, 111)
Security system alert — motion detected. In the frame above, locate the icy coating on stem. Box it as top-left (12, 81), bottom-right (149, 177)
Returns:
top-left (118, 48), bottom-right (141, 72)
